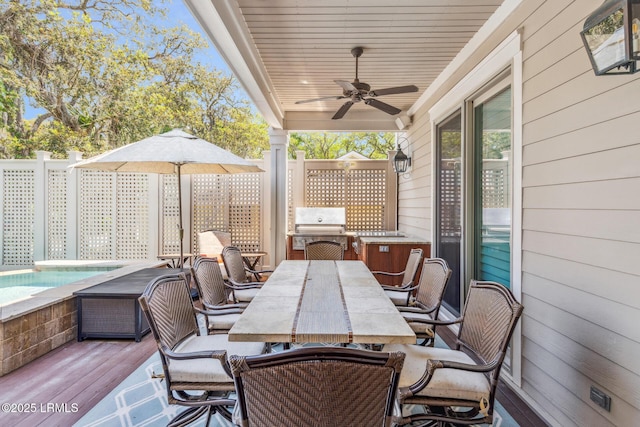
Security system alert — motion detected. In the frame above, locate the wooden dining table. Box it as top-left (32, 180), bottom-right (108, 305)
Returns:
top-left (228, 260), bottom-right (416, 345)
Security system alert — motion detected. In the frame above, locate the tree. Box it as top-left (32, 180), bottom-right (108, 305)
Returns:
top-left (0, 0), bottom-right (267, 158)
top-left (288, 132), bottom-right (395, 159)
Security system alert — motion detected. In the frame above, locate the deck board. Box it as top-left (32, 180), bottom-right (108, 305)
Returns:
top-left (0, 337), bottom-right (156, 426)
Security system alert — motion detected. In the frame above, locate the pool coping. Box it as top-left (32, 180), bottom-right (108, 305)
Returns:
top-left (0, 260), bottom-right (173, 376)
top-left (0, 260), bottom-right (167, 322)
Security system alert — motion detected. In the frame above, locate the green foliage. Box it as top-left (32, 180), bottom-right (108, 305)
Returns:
top-left (482, 131), bottom-right (511, 159)
top-left (0, 0), bottom-right (268, 159)
top-left (288, 132), bottom-right (395, 159)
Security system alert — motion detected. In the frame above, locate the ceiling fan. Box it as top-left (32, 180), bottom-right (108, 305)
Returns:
top-left (295, 47), bottom-right (418, 120)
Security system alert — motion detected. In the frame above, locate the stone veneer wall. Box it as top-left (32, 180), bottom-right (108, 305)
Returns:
top-left (0, 298), bottom-right (77, 376)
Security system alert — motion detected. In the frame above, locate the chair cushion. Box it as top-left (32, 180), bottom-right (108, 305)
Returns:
top-left (384, 289), bottom-right (410, 306)
top-left (170, 334), bottom-right (264, 383)
top-left (401, 311), bottom-right (434, 334)
top-left (233, 287), bottom-right (260, 302)
top-left (383, 344), bottom-right (490, 403)
top-left (207, 312), bottom-right (242, 331)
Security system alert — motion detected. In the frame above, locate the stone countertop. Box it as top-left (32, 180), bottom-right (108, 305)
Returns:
top-left (357, 235), bottom-right (431, 245)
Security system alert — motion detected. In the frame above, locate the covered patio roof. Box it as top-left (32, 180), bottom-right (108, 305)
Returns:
top-left (183, 0), bottom-right (514, 131)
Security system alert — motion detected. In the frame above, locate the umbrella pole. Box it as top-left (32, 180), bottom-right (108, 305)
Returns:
top-left (177, 164), bottom-right (184, 269)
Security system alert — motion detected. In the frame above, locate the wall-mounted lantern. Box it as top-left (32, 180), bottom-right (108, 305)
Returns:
top-left (581, 0), bottom-right (640, 75)
top-left (393, 140), bottom-right (412, 174)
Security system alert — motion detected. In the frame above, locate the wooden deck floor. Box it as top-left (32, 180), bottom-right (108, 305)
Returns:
top-left (0, 336), bottom-right (156, 426)
top-left (0, 331), bottom-right (547, 427)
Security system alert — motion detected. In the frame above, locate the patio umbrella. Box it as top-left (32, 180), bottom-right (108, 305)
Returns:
top-left (70, 129), bottom-right (264, 267)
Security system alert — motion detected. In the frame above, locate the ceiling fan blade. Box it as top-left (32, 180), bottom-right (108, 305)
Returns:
top-left (332, 101), bottom-right (354, 120)
top-left (369, 85), bottom-right (419, 97)
top-left (364, 98), bottom-right (401, 115)
top-left (295, 95), bottom-right (346, 104)
top-left (334, 80), bottom-right (358, 92)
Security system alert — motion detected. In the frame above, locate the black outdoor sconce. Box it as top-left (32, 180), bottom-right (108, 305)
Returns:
top-left (393, 141), bottom-right (412, 174)
top-left (581, 0), bottom-right (640, 75)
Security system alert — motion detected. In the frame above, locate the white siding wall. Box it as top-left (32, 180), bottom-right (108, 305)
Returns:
top-left (398, 1), bottom-right (640, 426)
top-left (400, 113), bottom-right (433, 240)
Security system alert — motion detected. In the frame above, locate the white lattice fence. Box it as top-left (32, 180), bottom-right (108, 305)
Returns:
top-left (79, 170), bottom-right (115, 259)
top-left (191, 173), bottom-right (264, 254)
top-left (3, 170), bottom-right (35, 265)
top-left (346, 169), bottom-right (387, 230)
top-left (161, 174), bottom-right (181, 256)
top-left (192, 174), bottom-right (229, 254)
top-left (116, 173), bottom-right (149, 259)
top-left (0, 152), bottom-right (394, 266)
top-left (302, 164), bottom-right (392, 231)
top-left (47, 169), bottom-right (67, 259)
top-left (306, 169), bottom-right (346, 207)
top-left (287, 167), bottom-right (295, 233)
top-left (229, 174), bottom-right (263, 252)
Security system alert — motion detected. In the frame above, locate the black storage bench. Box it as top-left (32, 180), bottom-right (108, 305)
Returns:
top-left (74, 268), bottom-right (187, 342)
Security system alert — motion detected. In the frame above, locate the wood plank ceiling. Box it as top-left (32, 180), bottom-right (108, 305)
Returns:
top-left (186, 0), bottom-right (504, 130)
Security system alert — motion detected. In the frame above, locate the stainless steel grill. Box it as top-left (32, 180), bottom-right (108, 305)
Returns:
top-left (292, 207), bottom-right (347, 250)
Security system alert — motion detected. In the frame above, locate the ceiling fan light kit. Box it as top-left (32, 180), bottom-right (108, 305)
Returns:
top-left (295, 47), bottom-right (418, 119)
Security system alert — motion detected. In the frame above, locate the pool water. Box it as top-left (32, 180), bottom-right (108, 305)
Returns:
top-left (0, 269), bottom-right (114, 306)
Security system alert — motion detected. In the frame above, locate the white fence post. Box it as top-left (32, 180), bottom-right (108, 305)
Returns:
top-left (33, 151), bottom-right (51, 261)
top-left (66, 151), bottom-right (83, 260)
top-left (262, 150), bottom-right (272, 268)
top-left (293, 150), bottom-right (306, 214)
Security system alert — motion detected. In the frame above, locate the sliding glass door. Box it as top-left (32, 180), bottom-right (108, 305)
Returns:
top-left (435, 78), bottom-right (512, 316)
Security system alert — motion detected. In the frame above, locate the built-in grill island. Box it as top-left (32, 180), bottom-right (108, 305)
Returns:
top-left (288, 207), bottom-right (350, 258)
top-left (286, 208), bottom-right (431, 279)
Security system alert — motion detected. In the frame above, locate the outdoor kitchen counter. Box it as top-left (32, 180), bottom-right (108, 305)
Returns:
top-left (356, 234), bottom-right (431, 245)
top-left (356, 235), bottom-right (431, 286)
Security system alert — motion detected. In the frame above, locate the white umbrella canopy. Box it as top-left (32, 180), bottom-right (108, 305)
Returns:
top-left (71, 129), bottom-right (263, 174)
top-left (71, 129), bottom-right (264, 267)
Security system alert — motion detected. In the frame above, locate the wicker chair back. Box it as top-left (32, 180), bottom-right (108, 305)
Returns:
top-left (139, 273), bottom-right (198, 351)
top-left (222, 246), bottom-right (249, 283)
top-left (414, 258), bottom-right (451, 313)
top-left (192, 257), bottom-right (228, 307)
top-left (304, 240), bottom-right (344, 260)
top-left (401, 248), bottom-right (424, 286)
top-left (457, 280), bottom-right (524, 380)
top-left (230, 347), bottom-right (405, 427)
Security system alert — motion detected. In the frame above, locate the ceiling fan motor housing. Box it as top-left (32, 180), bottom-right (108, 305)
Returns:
top-left (345, 80), bottom-right (371, 99)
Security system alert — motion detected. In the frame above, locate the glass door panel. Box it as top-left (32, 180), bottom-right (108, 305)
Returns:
top-left (473, 87), bottom-right (512, 288)
top-left (436, 112), bottom-right (462, 314)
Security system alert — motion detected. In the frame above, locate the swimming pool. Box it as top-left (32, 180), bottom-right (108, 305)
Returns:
top-left (0, 269), bottom-right (116, 306)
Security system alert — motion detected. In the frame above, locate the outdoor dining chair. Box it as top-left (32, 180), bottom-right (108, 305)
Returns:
top-left (191, 256), bottom-right (245, 335)
top-left (222, 246), bottom-right (273, 303)
top-left (383, 280), bottom-right (523, 427)
top-left (373, 248), bottom-right (424, 306)
top-left (397, 258), bottom-right (451, 346)
top-left (138, 272), bottom-right (266, 426)
top-left (229, 346), bottom-right (406, 427)
top-left (303, 240), bottom-right (344, 260)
